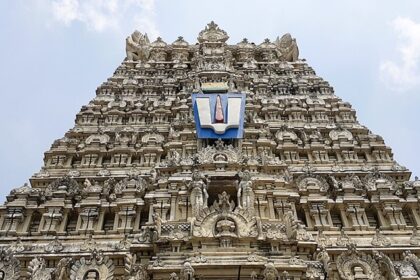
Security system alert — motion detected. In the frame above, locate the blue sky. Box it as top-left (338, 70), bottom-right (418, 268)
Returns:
top-left (0, 0), bottom-right (419, 200)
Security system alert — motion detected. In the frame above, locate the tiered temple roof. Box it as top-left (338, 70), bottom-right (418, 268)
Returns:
top-left (0, 22), bottom-right (419, 280)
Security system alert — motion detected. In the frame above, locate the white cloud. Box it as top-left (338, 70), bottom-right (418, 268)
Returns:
top-left (380, 17), bottom-right (420, 92)
top-left (50, 0), bottom-right (159, 38)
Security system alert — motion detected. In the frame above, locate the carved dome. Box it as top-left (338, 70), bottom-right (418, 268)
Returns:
top-left (172, 36), bottom-right (189, 48)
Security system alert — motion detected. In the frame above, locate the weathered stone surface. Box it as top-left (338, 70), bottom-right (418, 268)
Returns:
top-left (0, 21), bottom-right (418, 279)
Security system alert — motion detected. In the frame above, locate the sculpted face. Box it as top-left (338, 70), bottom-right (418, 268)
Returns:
top-left (132, 31), bottom-right (141, 42)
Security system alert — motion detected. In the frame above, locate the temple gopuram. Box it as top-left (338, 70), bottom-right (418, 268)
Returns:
top-left (1, 21), bottom-right (420, 280)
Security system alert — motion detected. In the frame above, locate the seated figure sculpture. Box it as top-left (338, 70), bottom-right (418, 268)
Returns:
top-left (126, 30), bottom-right (150, 61)
top-left (275, 33), bottom-right (299, 62)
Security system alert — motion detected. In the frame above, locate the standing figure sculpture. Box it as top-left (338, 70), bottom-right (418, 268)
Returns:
top-left (236, 171), bottom-right (254, 210)
top-left (188, 170), bottom-right (209, 217)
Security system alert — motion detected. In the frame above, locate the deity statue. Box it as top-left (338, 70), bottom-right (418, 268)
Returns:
top-left (275, 33), bottom-right (299, 62)
top-left (181, 262), bottom-right (195, 280)
top-left (263, 262), bottom-right (279, 280)
top-left (188, 170), bottom-right (209, 217)
top-left (236, 171), bottom-right (254, 210)
top-left (126, 30), bottom-right (150, 61)
top-left (55, 257), bottom-right (73, 280)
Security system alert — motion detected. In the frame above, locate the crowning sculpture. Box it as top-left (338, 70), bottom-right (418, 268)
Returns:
top-left (0, 21), bottom-right (419, 279)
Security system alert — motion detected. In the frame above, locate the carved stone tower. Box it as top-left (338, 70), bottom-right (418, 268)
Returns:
top-left (1, 22), bottom-right (419, 280)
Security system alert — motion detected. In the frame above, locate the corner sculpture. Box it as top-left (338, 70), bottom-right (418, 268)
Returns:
top-left (0, 21), bottom-right (418, 279)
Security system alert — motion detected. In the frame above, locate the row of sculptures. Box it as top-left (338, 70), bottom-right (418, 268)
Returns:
top-left (126, 22), bottom-right (299, 63)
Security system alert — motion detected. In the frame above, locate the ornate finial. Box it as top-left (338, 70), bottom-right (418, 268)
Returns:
top-left (198, 21), bottom-right (229, 43)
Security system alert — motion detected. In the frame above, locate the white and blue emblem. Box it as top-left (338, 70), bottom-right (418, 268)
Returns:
top-left (192, 93), bottom-right (246, 139)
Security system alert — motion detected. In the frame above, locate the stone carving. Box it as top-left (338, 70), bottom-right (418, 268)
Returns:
top-left (316, 247), bottom-right (331, 276)
top-left (275, 33), bottom-right (299, 62)
top-left (141, 131), bottom-right (165, 144)
top-left (128, 264), bottom-right (149, 280)
top-left (316, 230), bottom-right (332, 247)
top-left (114, 175), bottom-right (148, 195)
top-left (284, 212), bottom-right (313, 241)
top-left (9, 237), bottom-right (26, 253)
top-left (169, 272), bottom-right (179, 280)
top-left (198, 21), bottom-right (229, 43)
top-left (363, 171), bottom-right (396, 191)
top-left (193, 191), bottom-right (258, 238)
top-left (44, 236), bottom-right (64, 253)
top-left (410, 228), bottom-right (420, 245)
top-left (55, 257), bottom-right (74, 280)
top-left (264, 223), bottom-right (287, 241)
top-left (180, 262), bottom-right (194, 280)
top-left (188, 170), bottom-right (209, 217)
top-left (247, 252), bottom-right (266, 263)
top-left (336, 229), bottom-right (352, 247)
top-left (126, 30), bottom-right (150, 61)
top-left (189, 252), bottom-right (207, 263)
top-left (306, 261), bottom-right (325, 279)
top-left (45, 176), bottom-right (81, 198)
top-left (9, 182), bottom-right (40, 196)
top-left (402, 251), bottom-right (420, 276)
top-left (288, 256), bottom-right (305, 265)
top-left (1, 21), bottom-right (417, 280)
top-left (263, 262), bottom-right (278, 280)
top-left (196, 141), bottom-right (243, 165)
top-left (372, 251), bottom-right (400, 280)
top-left (371, 229), bottom-right (391, 247)
top-left (29, 257), bottom-right (54, 280)
top-left (0, 248), bottom-right (20, 280)
top-left (70, 249), bottom-right (115, 280)
top-left (81, 235), bottom-right (98, 252)
top-left (329, 127), bottom-right (353, 141)
top-left (215, 218), bottom-right (236, 247)
top-left (236, 171), bottom-right (254, 210)
top-left (336, 243), bottom-right (381, 280)
top-left (296, 173), bottom-right (329, 192)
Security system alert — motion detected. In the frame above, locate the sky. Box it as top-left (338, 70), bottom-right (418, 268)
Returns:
top-left (0, 0), bottom-right (419, 200)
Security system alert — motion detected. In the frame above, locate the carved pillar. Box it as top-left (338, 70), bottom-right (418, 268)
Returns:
top-left (117, 205), bottom-right (136, 233)
top-left (0, 207), bottom-right (24, 236)
top-left (78, 207), bottom-right (99, 234)
top-left (266, 194), bottom-right (276, 219)
top-left (409, 206), bottom-right (420, 227)
top-left (255, 194), bottom-right (268, 219)
top-left (41, 207), bottom-right (63, 234)
top-left (273, 198), bottom-right (294, 221)
top-left (382, 203), bottom-right (405, 230)
top-left (169, 193), bottom-right (178, 221)
top-left (153, 197), bottom-right (171, 221)
top-left (346, 204), bottom-right (368, 230)
top-left (309, 203), bottom-right (331, 230)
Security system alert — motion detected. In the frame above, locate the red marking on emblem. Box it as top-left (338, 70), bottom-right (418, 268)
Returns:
top-left (215, 95), bottom-right (224, 123)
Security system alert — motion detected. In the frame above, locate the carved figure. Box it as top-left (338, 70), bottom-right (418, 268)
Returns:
top-left (236, 171), bottom-right (254, 210)
top-left (126, 30), bottom-right (150, 61)
top-left (188, 170), bottom-right (209, 217)
top-left (263, 262), bottom-right (278, 280)
top-left (29, 257), bottom-right (53, 280)
top-left (181, 262), bottom-right (194, 280)
top-left (55, 257), bottom-right (73, 280)
top-left (275, 33), bottom-right (299, 62)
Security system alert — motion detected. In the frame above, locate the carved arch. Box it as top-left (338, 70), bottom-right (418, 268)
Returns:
top-left (295, 174), bottom-right (329, 192)
top-left (336, 245), bottom-right (382, 280)
top-left (0, 249), bottom-right (20, 280)
top-left (70, 250), bottom-right (114, 280)
top-left (193, 209), bottom-right (257, 238)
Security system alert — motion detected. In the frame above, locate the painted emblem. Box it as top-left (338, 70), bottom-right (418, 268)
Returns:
top-left (192, 93), bottom-right (245, 139)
